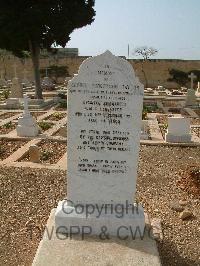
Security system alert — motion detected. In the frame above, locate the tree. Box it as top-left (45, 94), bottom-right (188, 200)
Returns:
top-left (168, 69), bottom-right (188, 87)
top-left (134, 46), bottom-right (158, 60)
top-left (0, 1), bottom-right (95, 99)
top-left (168, 68), bottom-right (200, 87)
top-left (134, 46), bottom-right (158, 87)
top-left (40, 65), bottom-right (69, 83)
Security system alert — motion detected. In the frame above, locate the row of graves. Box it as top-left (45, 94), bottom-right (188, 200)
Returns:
top-left (0, 51), bottom-right (199, 265)
top-left (0, 94), bottom-right (67, 170)
top-left (0, 53), bottom-right (200, 168)
top-left (0, 63), bottom-right (69, 110)
top-left (142, 72), bottom-right (200, 144)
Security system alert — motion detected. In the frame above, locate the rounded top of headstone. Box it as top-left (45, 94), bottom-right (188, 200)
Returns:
top-left (69, 50), bottom-right (143, 90)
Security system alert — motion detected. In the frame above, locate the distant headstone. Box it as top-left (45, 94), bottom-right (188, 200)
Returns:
top-left (58, 126), bottom-right (67, 137)
top-left (9, 63), bottom-right (23, 98)
top-left (55, 50), bottom-right (145, 237)
top-left (16, 95), bottom-right (39, 137)
top-left (188, 72), bottom-right (197, 90)
top-left (185, 89), bottom-right (197, 106)
top-left (22, 69), bottom-right (31, 88)
top-left (141, 120), bottom-right (149, 140)
top-left (165, 117), bottom-right (191, 143)
top-left (29, 145), bottom-right (40, 163)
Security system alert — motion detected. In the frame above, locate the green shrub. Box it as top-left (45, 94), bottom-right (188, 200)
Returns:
top-left (38, 121), bottom-right (53, 131)
top-left (3, 121), bottom-right (13, 129)
top-left (41, 150), bottom-right (53, 161)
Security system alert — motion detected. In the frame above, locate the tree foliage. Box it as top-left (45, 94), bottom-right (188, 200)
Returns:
top-left (134, 46), bottom-right (158, 60)
top-left (40, 65), bottom-right (69, 81)
top-left (0, 0), bottom-right (95, 98)
top-left (168, 69), bottom-right (200, 87)
top-left (0, 0), bottom-right (95, 55)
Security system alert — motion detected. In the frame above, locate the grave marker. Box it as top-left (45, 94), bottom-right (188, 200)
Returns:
top-left (16, 95), bottom-right (39, 137)
top-left (55, 51), bottom-right (145, 237)
top-left (165, 117), bottom-right (192, 143)
top-left (188, 72), bottom-right (197, 90)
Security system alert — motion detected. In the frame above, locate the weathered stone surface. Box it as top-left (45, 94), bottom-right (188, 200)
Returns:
top-left (55, 50), bottom-right (145, 237)
top-left (170, 201), bottom-right (184, 212)
top-left (29, 145), bottom-right (40, 163)
top-left (151, 218), bottom-right (163, 240)
top-left (33, 209), bottom-right (161, 266)
top-left (58, 126), bottom-right (67, 137)
top-left (16, 95), bottom-right (39, 137)
top-left (165, 117), bottom-right (192, 143)
top-left (10, 77), bottom-right (23, 98)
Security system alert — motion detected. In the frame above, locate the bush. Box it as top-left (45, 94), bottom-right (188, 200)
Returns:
top-left (168, 68), bottom-right (200, 87)
top-left (38, 121), bottom-right (53, 131)
top-left (1, 89), bottom-right (10, 99)
top-left (41, 150), bottom-right (53, 161)
top-left (58, 101), bottom-right (67, 109)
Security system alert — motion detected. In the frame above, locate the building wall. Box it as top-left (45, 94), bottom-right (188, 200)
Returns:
top-left (1, 56), bottom-right (200, 88)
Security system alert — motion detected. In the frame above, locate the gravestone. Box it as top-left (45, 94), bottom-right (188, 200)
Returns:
top-left (10, 63), bottom-right (23, 98)
top-left (16, 95), bottom-right (39, 137)
top-left (141, 120), bottom-right (149, 140)
top-left (22, 69), bottom-right (32, 88)
top-left (55, 50), bottom-right (145, 237)
top-left (185, 89), bottom-right (197, 106)
top-left (165, 117), bottom-right (192, 143)
top-left (29, 145), bottom-right (40, 163)
top-left (185, 72), bottom-right (197, 106)
top-left (6, 63), bottom-right (23, 108)
top-left (58, 126), bottom-right (67, 137)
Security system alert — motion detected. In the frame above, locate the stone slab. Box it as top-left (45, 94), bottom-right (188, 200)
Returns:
top-left (32, 209), bottom-right (161, 266)
top-left (165, 133), bottom-right (192, 143)
top-left (55, 201), bottom-right (145, 237)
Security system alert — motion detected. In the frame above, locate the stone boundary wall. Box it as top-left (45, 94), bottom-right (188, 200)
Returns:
top-left (1, 56), bottom-right (200, 88)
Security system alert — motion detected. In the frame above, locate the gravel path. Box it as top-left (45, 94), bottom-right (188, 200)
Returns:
top-left (0, 145), bottom-right (199, 266)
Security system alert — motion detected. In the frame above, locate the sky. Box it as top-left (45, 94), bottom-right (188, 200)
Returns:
top-left (67, 0), bottom-right (200, 59)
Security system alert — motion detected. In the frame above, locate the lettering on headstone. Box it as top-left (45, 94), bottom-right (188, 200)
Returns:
top-left (67, 51), bottom-right (144, 205)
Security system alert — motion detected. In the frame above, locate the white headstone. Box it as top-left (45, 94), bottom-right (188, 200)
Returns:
top-left (165, 117), bottom-right (191, 143)
top-left (188, 72), bottom-right (197, 90)
top-left (55, 51), bottom-right (145, 237)
top-left (16, 95), bottom-right (39, 137)
top-left (141, 120), bottom-right (149, 140)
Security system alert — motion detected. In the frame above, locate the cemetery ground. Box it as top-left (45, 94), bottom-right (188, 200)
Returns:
top-left (0, 146), bottom-right (199, 266)
top-left (0, 89), bottom-right (199, 265)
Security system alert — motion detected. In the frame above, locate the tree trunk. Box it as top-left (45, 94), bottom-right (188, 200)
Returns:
top-left (29, 41), bottom-right (43, 99)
